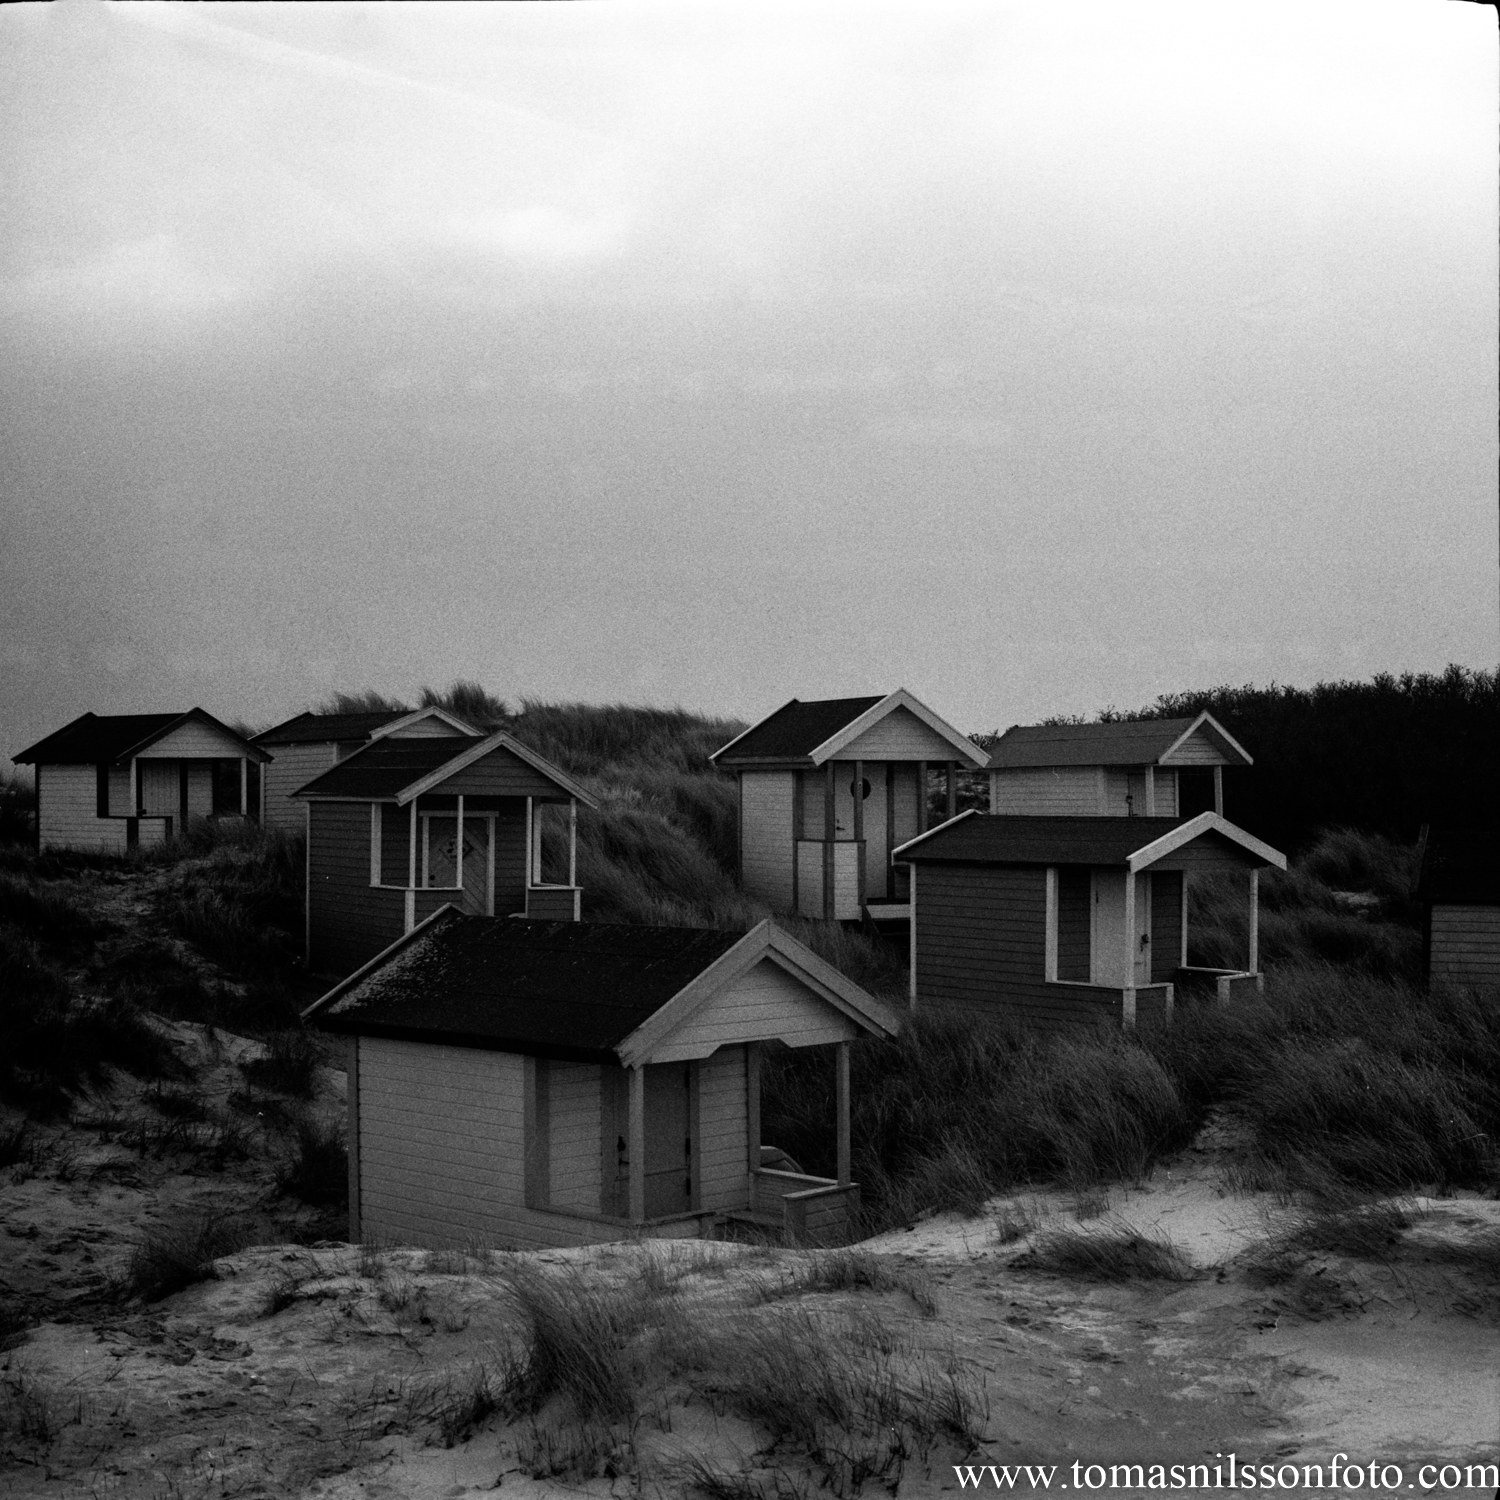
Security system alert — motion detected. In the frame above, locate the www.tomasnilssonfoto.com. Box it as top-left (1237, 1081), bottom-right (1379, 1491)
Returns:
top-left (953, 1457), bottom-right (1500, 1491)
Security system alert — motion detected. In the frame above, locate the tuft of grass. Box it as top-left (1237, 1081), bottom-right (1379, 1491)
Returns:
top-left (0, 871), bottom-right (100, 947)
top-left (0, 1367), bottom-right (59, 1449)
top-left (274, 1115), bottom-right (348, 1206)
top-left (1009, 1222), bottom-right (1196, 1282)
top-left (0, 1119), bottom-right (30, 1168)
top-left (755, 1249), bottom-right (937, 1316)
top-left (993, 1201), bottom-right (1040, 1245)
top-left (240, 1028), bottom-right (323, 1098)
top-left (143, 1083), bottom-right (208, 1121)
top-left (118, 1210), bottom-right (257, 1303)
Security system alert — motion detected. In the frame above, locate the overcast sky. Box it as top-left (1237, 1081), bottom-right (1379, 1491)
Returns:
top-left (2, 0), bottom-right (1494, 758)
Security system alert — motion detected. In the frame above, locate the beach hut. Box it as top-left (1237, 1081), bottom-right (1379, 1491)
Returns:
top-left (1416, 826), bottom-right (1500, 989)
top-left (896, 811), bottom-right (1286, 1030)
top-left (293, 729), bottom-right (597, 976)
top-left (253, 707), bottom-right (476, 832)
top-left (304, 911), bottom-right (901, 1250)
top-left (711, 690), bottom-right (987, 923)
top-left (13, 710), bottom-right (269, 854)
top-left (987, 713), bottom-right (1251, 819)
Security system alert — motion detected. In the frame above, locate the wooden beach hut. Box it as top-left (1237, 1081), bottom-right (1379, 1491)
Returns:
top-left (1416, 826), bottom-right (1500, 989)
top-left (13, 710), bottom-right (269, 854)
top-left (711, 690), bottom-right (987, 924)
top-left (293, 729), bottom-right (597, 976)
top-left (896, 810), bottom-right (1286, 1030)
top-left (253, 707), bottom-right (476, 832)
top-left (988, 713), bottom-right (1251, 819)
top-left (304, 911), bottom-right (901, 1250)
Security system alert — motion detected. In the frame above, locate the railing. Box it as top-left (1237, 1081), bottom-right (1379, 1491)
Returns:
top-left (795, 840), bottom-right (864, 921)
top-left (752, 1168), bottom-right (860, 1246)
top-left (527, 885), bottom-right (581, 922)
top-left (1175, 967), bottom-right (1263, 1004)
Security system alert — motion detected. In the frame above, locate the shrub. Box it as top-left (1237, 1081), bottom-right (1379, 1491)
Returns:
top-left (0, 871), bottom-right (99, 947)
top-left (0, 923), bottom-right (180, 1117)
top-left (118, 1211), bottom-right (256, 1302)
top-left (755, 1249), bottom-right (937, 1315)
top-left (274, 1115), bottom-right (347, 1206)
top-left (0, 770), bottom-right (36, 848)
top-left (1009, 1223), bottom-right (1196, 1282)
top-left (240, 1029), bottom-right (323, 1098)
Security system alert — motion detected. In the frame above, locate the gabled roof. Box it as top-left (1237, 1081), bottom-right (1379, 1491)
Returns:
top-left (291, 728), bottom-right (597, 807)
top-left (254, 706), bottom-right (476, 747)
top-left (302, 911), bottom-right (899, 1065)
top-left (987, 712), bottom-right (1252, 769)
top-left (712, 689), bottom-right (986, 768)
top-left (893, 809), bottom-right (1284, 872)
top-left (1416, 826), bottom-right (1500, 904)
top-left (14, 709), bottom-right (269, 765)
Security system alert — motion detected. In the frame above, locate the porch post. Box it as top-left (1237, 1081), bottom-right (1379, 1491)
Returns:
top-left (1248, 867), bottom-right (1260, 973)
top-left (908, 866), bottom-right (918, 1007)
top-left (523, 796), bottom-right (534, 897)
top-left (239, 758), bottom-right (247, 816)
top-left (1121, 870), bottom-right (1137, 1027)
top-left (408, 801), bottom-right (417, 886)
top-left (835, 1040), bottom-right (851, 1187)
top-left (822, 764), bottom-right (836, 920)
top-left (1213, 765), bottom-right (1224, 816)
top-left (456, 795), bottom-right (464, 892)
top-left (628, 1064), bottom-right (646, 1224)
top-left (745, 1041), bottom-right (761, 1203)
top-left (568, 799), bottom-right (577, 887)
top-left (851, 759), bottom-right (865, 911)
top-left (1144, 765), bottom-right (1155, 817)
top-left (1180, 873), bottom-right (1189, 967)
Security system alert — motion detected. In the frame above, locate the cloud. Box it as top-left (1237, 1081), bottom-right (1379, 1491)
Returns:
top-left (4, 234), bottom-right (242, 319)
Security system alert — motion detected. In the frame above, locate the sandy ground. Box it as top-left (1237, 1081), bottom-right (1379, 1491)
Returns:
top-left (4, 1077), bottom-right (1498, 1500)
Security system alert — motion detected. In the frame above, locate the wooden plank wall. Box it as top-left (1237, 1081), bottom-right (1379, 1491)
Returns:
top-left (1430, 905), bottom-right (1500, 987)
top-left (739, 772), bottom-right (796, 909)
top-left (695, 1046), bottom-right (748, 1212)
top-left (915, 864), bottom-right (1121, 1030)
top-left (439, 751), bottom-right (570, 799)
top-left (262, 744), bottom-right (336, 832)
top-left (309, 802), bottom-right (405, 975)
top-left (840, 707), bottom-right (959, 760)
top-left (37, 764), bottom-right (128, 852)
top-left (1057, 869), bottom-right (1091, 980)
top-left (648, 959), bottom-right (859, 1061)
top-left (141, 721), bottom-right (249, 757)
top-left (990, 767), bottom-right (1100, 815)
top-left (358, 1039), bottom-right (632, 1251)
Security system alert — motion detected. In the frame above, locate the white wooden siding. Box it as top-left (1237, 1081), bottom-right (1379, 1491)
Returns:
top-left (1160, 729), bottom-right (1227, 766)
top-left (740, 772), bottom-right (795, 909)
top-left (1154, 770), bottom-right (1178, 817)
top-left (990, 766), bottom-right (1101, 815)
top-left (37, 764), bottom-right (126, 853)
top-left (837, 706), bottom-right (960, 762)
top-left (547, 1063), bottom-right (601, 1212)
top-left (1430, 905), bottom-right (1500, 988)
top-left (357, 1038), bottom-right (636, 1250)
top-left (890, 763), bottom-right (920, 846)
top-left (137, 720), bottom-right (248, 758)
top-left (262, 743), bottom-right (337, 832)
top-left (109, 765), bottom-right (131, 812)
top-left (185, 761), bottom-right (213, 820)
top-left (385, 719), bottom-right (468, 739)
top-left (651, 958), bottom-right (860, 1061)
top-left (696, 1046), bottom-right (747, 1212)
top-left (801, 772), bottom-right (828, 840)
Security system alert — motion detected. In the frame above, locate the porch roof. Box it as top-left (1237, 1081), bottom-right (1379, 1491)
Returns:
top-left (304, 912), bottom-right (899, 1065)
top-left (14, 709), bottom-right (270, 765)
top-left (894, 810), bottom-right (1285, 872)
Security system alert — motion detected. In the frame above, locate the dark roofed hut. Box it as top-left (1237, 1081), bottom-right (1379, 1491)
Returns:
top-left (896, 810), bottom-right (1286, 1031)
top-left (711, 689), bottom-right (988, 925)
top-left (253, 707), bottom-right (477, 833)
top-left (14, 710), bottom-right (270, 854)
top-left (304, 911), bottom-right (901, 1250)
top-left (988, 712), bottom-right (1252, 819)
top-left (1416, 827), bottom-right (1500, 989)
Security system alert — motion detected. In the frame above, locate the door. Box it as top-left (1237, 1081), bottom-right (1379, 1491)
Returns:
top-left (1090, 872), bottom-right (1152, 986)
top-left (860, 763), bottom-right (888, 899)
top-left (423, 815), bottom-right (493, 915)
top-left (642, 1062), bottom-right (692, 1219)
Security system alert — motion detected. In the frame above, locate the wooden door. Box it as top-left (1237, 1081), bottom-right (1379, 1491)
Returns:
top-left (1091, 872), bottom-right (1152, 986)
top-left (642, 1063), bottom-right (692, 1219)
top-left (424, 816), bottom-right (493, 916)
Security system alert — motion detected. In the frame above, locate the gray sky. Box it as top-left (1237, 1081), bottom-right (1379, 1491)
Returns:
top-left (2, 0), bottom-right (1494, 759)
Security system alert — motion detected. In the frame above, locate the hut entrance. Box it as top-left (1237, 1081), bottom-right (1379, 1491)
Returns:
top-left (422, 814), bottom-right (493, 916)
top-left (642, 1062), bottom-right (692, 1218)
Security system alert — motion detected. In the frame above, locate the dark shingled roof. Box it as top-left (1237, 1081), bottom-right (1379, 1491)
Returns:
top-left (988, 718), bottom-right (1204, 769)
top-left (715, 696), bottom-right (885, 763)
top-left (899, 814), bottom-right (1192, 866)
top-left (14, 710), bottom-right (266, 765)
top-left (314, 916), bottom-right (746, 1062)
top-left (254, 711), bottom-right (406, 747)
top-left (1417, 827), bottom-right (1500, 904)
top-left (294, 738), bottom-right (470, 800)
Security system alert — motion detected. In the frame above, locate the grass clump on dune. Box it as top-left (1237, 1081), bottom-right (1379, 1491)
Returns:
top-left (1009, 1222), bottom-right (1196, 1283)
